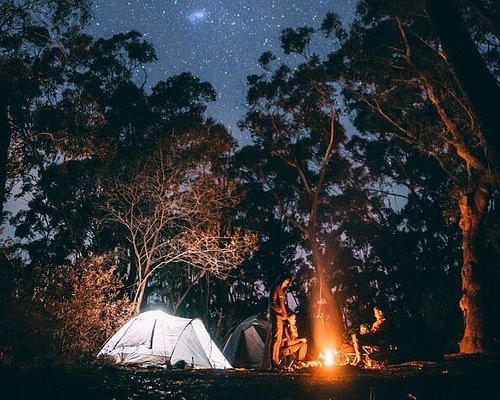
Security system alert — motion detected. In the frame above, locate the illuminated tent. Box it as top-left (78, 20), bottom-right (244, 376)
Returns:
top-left (97, 310), bottom-right (231, 369)
top-left (222, 314), bottom-right (270, 369)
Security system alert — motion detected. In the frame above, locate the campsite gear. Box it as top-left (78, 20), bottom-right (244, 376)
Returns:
top-left (281, 313), bottom-right (308, 366)
top-left (223, 313), bottom-right (307, 370)
top-left (223, 314), bottom-right (270, 369)
top-left (97, 310), bottom-right (231, 369)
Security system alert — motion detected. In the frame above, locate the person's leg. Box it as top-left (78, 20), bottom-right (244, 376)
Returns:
top-left (351, 333), bottom-right (362, 365)
top-left (271, 317), bottom-right (284, 367)
top-left (297, 341), bottom-right (307, 361)
top-left (270, 317), bottom-right (278, 367)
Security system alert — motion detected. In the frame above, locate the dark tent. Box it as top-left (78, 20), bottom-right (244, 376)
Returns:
top-left (223, 314), bottom-right (270, 369)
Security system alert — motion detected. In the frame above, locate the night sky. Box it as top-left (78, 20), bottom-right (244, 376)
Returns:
top-left (90, 1), bottom-right (356, 146)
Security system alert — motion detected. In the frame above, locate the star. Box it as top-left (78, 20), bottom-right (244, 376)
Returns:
top-left (90, 1), bottom-right (356, 146)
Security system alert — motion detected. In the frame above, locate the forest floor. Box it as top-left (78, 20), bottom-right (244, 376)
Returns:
top-left (1, 353), bottom-right (500, 400)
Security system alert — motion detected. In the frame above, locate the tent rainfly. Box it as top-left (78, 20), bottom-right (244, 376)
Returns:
top-left (97, 310), bottom-right (231, 369)
top-left (222, 314), bottom-right (270, 369)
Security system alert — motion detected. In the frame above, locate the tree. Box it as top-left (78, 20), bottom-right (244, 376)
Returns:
top-left (0, 0), bottom-right (93, 219)
top-left (345, 134), bottom-right (464, 350)
top-left (10, 30), bottom-right (157, 267)
top-left (0, 251), bottom-right (131, 367)
top-left (326, 0), bottom-right (499, 352)
top-left (102, 136), bottom-right (256, 316)
top-left (424, 0), bottom-right (500, 164)
top-left (36, 254), bottom-right (133, 366)
top-left (238, 32), bottom-right (352, 349)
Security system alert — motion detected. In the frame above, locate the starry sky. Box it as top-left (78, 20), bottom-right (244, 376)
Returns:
top-left (89, 1), bottom-right (357, 146)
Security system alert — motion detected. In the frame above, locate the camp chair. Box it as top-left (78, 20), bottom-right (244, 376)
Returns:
top-left (279, 344), bottom-right (297, 370)
top-left (280, 337), bottom-right (309, 369)
top-left (278, 318), bottom-right (307, 370)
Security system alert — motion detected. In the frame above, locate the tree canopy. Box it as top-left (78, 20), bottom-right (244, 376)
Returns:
top-left (0, 0), bottom-right (499, 367)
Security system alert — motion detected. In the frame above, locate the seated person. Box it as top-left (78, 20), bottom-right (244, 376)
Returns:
top-left (281, 312), bottom-right (308, 364)
top-left (351, 306), bottom-right (392, 365)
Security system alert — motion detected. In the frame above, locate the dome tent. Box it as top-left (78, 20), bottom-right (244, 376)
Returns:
top-left (222, 314), bottom-right (270, 369)
top-left (97, 310), bottom-right (231, 369)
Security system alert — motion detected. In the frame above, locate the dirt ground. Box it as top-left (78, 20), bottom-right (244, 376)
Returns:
top-left (2, 354), bottom-right (500, 400)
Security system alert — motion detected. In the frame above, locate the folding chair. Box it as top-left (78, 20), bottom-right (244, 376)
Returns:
top-left (279, 344), bottom-right (298, 370)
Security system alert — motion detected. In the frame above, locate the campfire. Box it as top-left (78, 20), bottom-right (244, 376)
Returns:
top-left (319, 349), bottom-right (335, 366)
top-left (318, 348), bottom-right (349, 366)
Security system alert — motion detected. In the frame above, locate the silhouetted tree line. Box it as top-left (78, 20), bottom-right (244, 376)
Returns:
top-left (0, 0), bottom-right (498, 367)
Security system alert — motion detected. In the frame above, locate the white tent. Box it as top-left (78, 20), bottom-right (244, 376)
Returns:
top-left (97, 310), bottom-right (231, 369)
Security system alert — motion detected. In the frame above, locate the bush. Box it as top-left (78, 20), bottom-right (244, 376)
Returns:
top-left (0, 253), bottom-right (132, 368)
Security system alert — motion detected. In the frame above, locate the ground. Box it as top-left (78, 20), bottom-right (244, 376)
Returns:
top-left (1, 354), bottom-right (499, 399)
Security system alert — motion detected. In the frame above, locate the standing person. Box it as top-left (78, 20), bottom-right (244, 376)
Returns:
top-left (270, 274), bottom-right (291, 369)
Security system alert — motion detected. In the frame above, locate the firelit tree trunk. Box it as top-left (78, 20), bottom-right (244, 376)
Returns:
top-left (457, 173), bottom-right (492, 353)
top-left (309, 235), bottom-right (345, 348)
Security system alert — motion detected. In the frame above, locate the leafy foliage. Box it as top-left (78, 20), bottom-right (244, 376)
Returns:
top-left (1, 0), bottom-right (499, 367)
top-left (326, 0), bottom-right (499, 351)
top-left (102, 140), bottom-right (257, 316)
top-left (0, 252), bottom-right (131, 367)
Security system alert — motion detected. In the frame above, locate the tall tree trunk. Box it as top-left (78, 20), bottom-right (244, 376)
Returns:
top-left (458, 172), bottom-right (492, 352)
top-left (309, 235), bottom-right (344, 349)
top-left (425, 0), bottom-right (500, 165)
top-left (0, 95), bottom-right (11, 221)
top-left (133, 279), bottom-right (147, 316)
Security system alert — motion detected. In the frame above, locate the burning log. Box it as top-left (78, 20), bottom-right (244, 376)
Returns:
top-left (318, 347), bottom-right (353, 366)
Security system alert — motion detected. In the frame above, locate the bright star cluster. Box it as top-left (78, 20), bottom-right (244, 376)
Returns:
top-left (90, 1), bottom-right (355, 145)
top-left (187, 9), bottom-right (208, 23)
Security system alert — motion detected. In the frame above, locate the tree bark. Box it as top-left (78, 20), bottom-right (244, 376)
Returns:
top-left (133, 279), bottom-right (147, 316)
top-left (425, 0), bottom-right (500, 165)
top-left (309, 234), bottom-right (345, 349)
top-left (0, 95), bottom-right (11, 221)
top-left (457, 172), bottom-right (492, 352)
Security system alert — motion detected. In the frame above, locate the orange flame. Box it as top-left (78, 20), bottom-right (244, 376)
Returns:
top-left (309, 276), bottom-right (344, 365)
top-left (320, 348), bottom-right (336, 366)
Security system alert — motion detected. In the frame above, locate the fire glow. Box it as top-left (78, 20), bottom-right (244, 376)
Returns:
top-left (320, 348), bottom-right (336, 366)
top-left (309, 279), bottom-right (348, 369)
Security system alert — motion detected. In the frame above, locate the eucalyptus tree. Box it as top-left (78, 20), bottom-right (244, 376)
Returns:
top-left (0, 0), bottom-right (93, 219)
top-left (1, 3), bottom-right (157, 264)
top-left (325, 0), bottom-right (499, 352)
top-left (228, 144), bottom-right (305, 334)
top-left (228, 148), bottom-right (302, 300)
top-left (425, 0), bottom-right (500, 163)
top-left (102, 122), bottom-right (257, 316)
top-left (12, 30), bottom-right (157, 266)
top-left (237, 28), bottom-right (357, 347)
